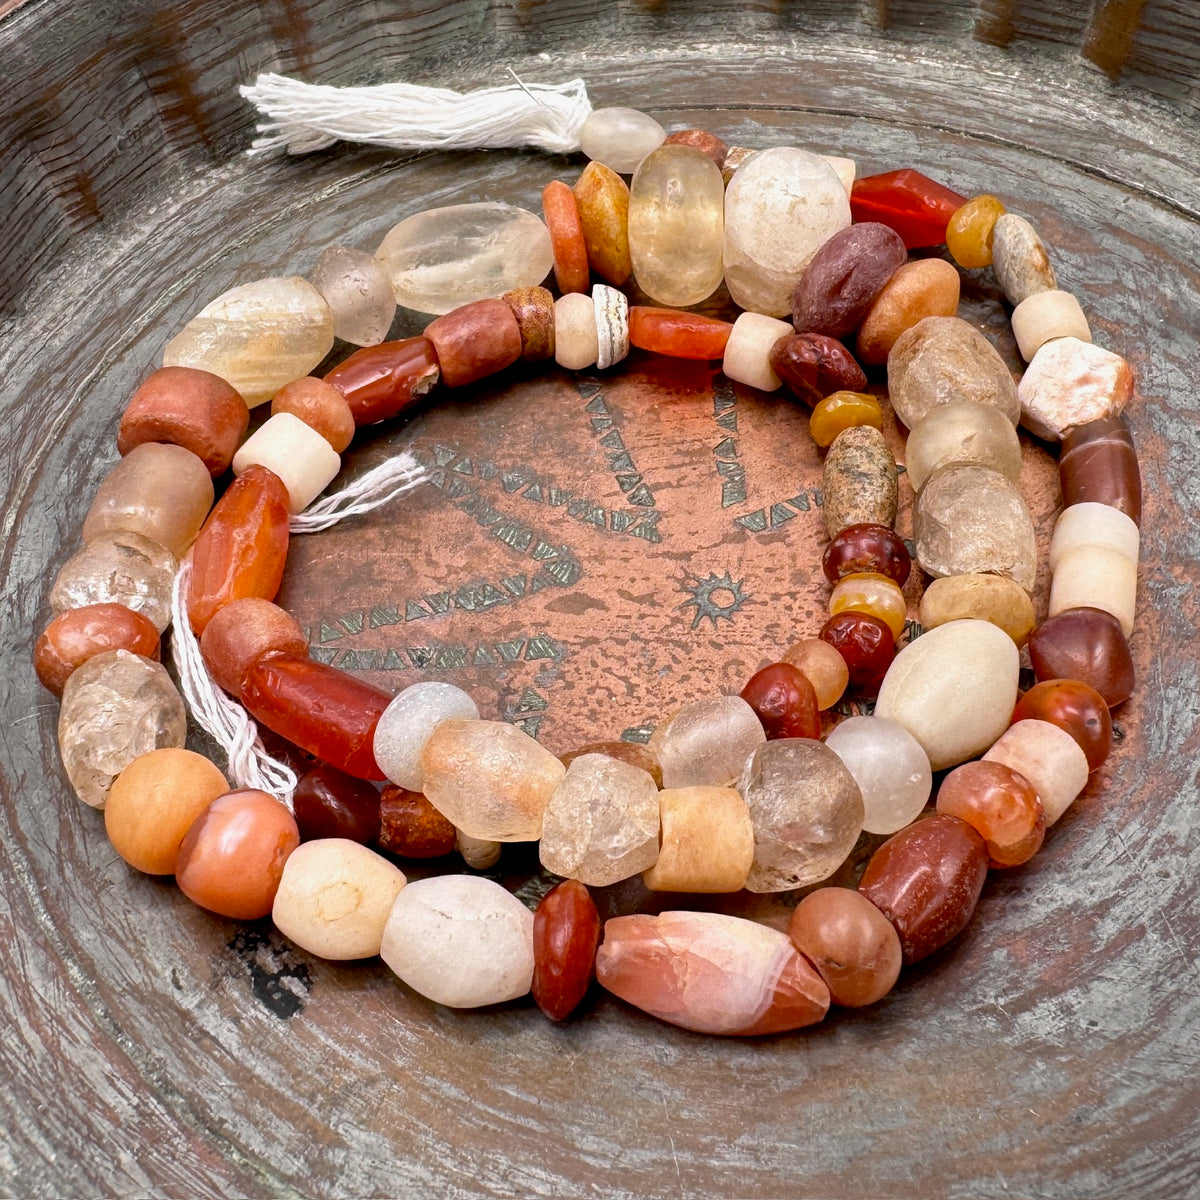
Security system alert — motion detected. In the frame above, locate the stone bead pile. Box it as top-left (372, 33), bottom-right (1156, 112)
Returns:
top-left (37, 105), bottom-right (1142, 1035)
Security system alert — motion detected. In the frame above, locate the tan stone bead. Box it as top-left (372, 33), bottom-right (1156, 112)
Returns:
top-left (822, 155), bottom-right (856, 195)
top-left (502, 286), bottom-right (555, 361)
top-left (1048, 545), bottom-right (1138, 637)
top-left (983, 719), bottom-right (1089, 825)
top-left (720, 145), bottom-right (757, 185)
top-left (456, 831), bottom-right (502, 871)
top-left (1049, 502), bottom-right (1140, 572)
top-left (919, 575), bottom-right (1037, 646)
top-left (271, 376), bottom-right (355, 453)
top-left (642, 787), bottom-right (754, 893)
top-left (822, 426), bottom-right (898, 538)
top-left (554, 292), bottom-right (599, 370)
top-left (992, 213), bottom-right (1057, 305)
top-left (857, 259), bottom-right (960, 366)
top-left (782, 638), bottom-right (849, 709)
top-left (199, 597), bottom-right (309, 698)
top-left (1011, 289), bottom-right (1091, 362)
top-left (573, 161), bottom-right (632, 286)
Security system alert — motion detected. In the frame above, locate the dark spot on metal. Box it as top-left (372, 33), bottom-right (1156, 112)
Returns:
top-left (227, 928), bottom-right (311, 1020)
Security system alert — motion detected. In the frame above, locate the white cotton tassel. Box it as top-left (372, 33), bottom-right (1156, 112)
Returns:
top-left (290, 450), bottom-right (424, 534)
top-left (239, 72), bottom-right (593, 157)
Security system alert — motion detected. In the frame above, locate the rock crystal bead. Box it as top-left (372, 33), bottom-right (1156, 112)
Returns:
top-left (822, 426), bottom-right (898, 538)
top-left (1011, 289), bottom-right (1091, 362)
top-left (596, 911), bottom-right (830, 1036)
top-left (573, 162), bottom-right (632, 286)
top-left (1048, 545), bottom-right (1138, 637)
top-left (324, 336), bottom-right (441, 427)
top-left (420, 719), bottom-right (565, 841)
top-left (849, 168), bottom-right (967, 248)
top-left (199, 597), bottom-right (307, 698)
top-left (376, 202), bottom-right (553, 316)
top-left (642, 787), bottom-right (754, 893)
top-left (373, 681), bottom-right (480, 792)
top-left (293, 764), bottom-right (381, 845)
top-left (824, 716), bottom-right (932, 835)
top-left (51, 531), bottom-right (177, 633)
top-left (579, 106), bottom-right (666, 173)
top-left (984, 719), bottom-right (1089, 825)
top-left (888, 317), bottom-right (1019, 430)
top-left (739, 663), bottom-right (820, 740)
top-left (918, 574), bottom-right (1036, 646)
top-left (914, 464), bottom-right (1037, 593)
top-left (629, 143), bottom-right (725, 307)
top-left (58, 649), bottom-right (186, 809)
top-left (163, 276), bottom-right (335, 407)
top-left (738, 739), bottom-right (864, 892)
top-left (723, 147), bottom-right (851, 316)
top-left (822, 524), bottom-right (911, 587)
top-left (857, 260), bottom-right (960, 366)
top-left (945, 194), bottom-right (1005, 269)
top-left (769, 333), bottom-right (868, 406)
top-left (992, 214), bottom-right (1057, 305)
top-left (503, 286), bottom-right (556, 361)
top-left (554, 292), bottom-right (599, 370)
top-left (1013, 679), bottom-right (1112, 772)
top-left (1028, 608), bottom-right (1134, 706)
top-left (272, 838), bottom-right (406, 959)
top-left (904, 401), bottom-right (1022, 493)
top-left (819, 612), bottom-right (895, 695)
top-left (232, 412), bottom-right (341, 514)
top-left (628, 307), bottom-right (732, 360)
top-left (271, 376), bottom-right (356, 453)
top-left (541, 180), bottom-right (590, 295)
top-left (1049, 502), bottom-right (1140, 572)
top-left (381, 875), bottom-right (535, 1008)
top-left (782, 638), bottom-right (849, 709)
top-left (559, 740), bottom-right (663, 788)
top-left (308, 244), bottom-right (396, 346)
top-left (539, 753), bottom-right (660, 887)
top-left (874, 619), bottom-right (1019, 771)
top-left (533, 879), bottom-right (601, 1022)
top-left (1017, 337), bottom-right (1133, 441)
top-left (1060, 416), bottom-right (1142, 524)
top-left (424, 298), bottom-right (523, 387)
top-left (593, 284), bottom-right (629, 369)
top-left (35, 604), bottom-right (161, 696)
top-left (936, 761), bottom-right (1045, 868)
top-left (377, 785), bottom-right (457, 858)
top-left (722, 312), bottom-right (792, 391)
top-left (648, 695), bottom-right (766, 789)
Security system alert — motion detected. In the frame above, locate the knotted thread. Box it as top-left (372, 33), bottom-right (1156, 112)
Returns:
top-left (239, 73), bottom-right (593, 156)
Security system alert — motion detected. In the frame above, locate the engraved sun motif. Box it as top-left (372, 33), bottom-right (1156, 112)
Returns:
top-left (676, 570), bottom-right (750, 630)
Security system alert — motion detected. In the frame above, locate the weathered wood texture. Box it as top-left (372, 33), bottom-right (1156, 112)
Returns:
top-left (2, 3), bottom-right (1200, 1198)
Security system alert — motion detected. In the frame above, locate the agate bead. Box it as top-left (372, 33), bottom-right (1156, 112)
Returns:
top-left (1027, 608), bottom-right (1134, 706)
top-left (1012, 679), bottom-right (1112, 772)
top-left (819, 611), bottom-right (895, 695)
top-left (829, 572), bottom-right (908, 640)
top-left (983, 720), bottom-right (1089, 826)
top-left (945, 194), bottom-right (1005, 269)
top-left (935, 761), bottom-right (1045, 868)
top-left (857, 259), bottom-right (961, 366)
top-left (809, 391), bottom-right (884, 448)
top-left (323, 337), bottom-right (441, 427)
top-left (554, 293), bottom-right (599, 371)
top-left (35, 604), bottom-right (160, 696)
top-left (293, 764), bottom-right (382, 845)
top-left (628, 307), bottom-right (732, 360)
top-left (781, 638), bottom-right (849, 709)
top-left (532, 879), bottom-right (602, 1022)
top-left (740, 663), bottom-right (820, 740)
top-left (769, 333), bottom-right (868, 407)
top-left (1060, 416), bottom-right (1142, 525)
top-left (918, 575), bottom-right (1035, 646)
top-left (573, 162), bottom-right (632, 287)
top-left (377, 785), bottom-right (457, 858)
top-left (542, 180), bottom-right (590, 295)
top-left (849, 169), bottom-right (967, 248)
top-left (199, 597), bottom-right (308, 698)
top-left (822, 524), bottom-right (911, 587)
top-left (1011, 289), bottom-right (1091, 362)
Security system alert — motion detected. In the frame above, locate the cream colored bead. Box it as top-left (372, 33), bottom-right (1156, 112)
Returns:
top-left (1011, 289), bottom-right (1091, 362)
top-left (722, 312), bottom-right (793, 392)
top-left (592, 284), bottom-right (629, 369)
top-left (1049, 544), bottom-right (1138, 636)
top-left (822, 155), bottom-right (856, 195)
top-left (1048, 501), bottom-right (1140, 572)
top-left (554, 292), bottom-right (599, 370)
top-left (231, 411), bottom-right (341, 514)
top-left (642, 787), bottom-right (753, 893)
top-left (456, 830), bottom-right (502, 870)
top-left (983, 719), bottom-right (1089, 825)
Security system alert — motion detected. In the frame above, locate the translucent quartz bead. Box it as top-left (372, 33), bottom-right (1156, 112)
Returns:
top-left (58, 649), bottom-right (187, 809)
top-left (593, 284), bottom-right (629, 369)
top-left (643, 786), bottom-right (753, 893)
top-left (858, 813), bottom-right (988, 965)
top-left (381, 875), bottom-right (535, 1008)
top-left (887, 317), bottom-right (1020, 430)
top-left (722, 312), bottom-right (792, 391)
top-left (788, 888), bottom-right (902, 1007)
top-left (904, 401), bottom-right (1022, 493)
top-left (308, 244), bottom-right (396, 346)
top-left (822, 426), bottom-right (898, 538)
top-left (628, 306), bottom-right (732, 360)
top-left (293, 764), bottom-right (381, 845)
top-left (857, 259), bottom-right (961, 366)
top-left (918, 574), bottom-right (1036, 646)
top-left (723, 147), bottom-right (851, 316)
top-left (242, 654), bottom-right (393, 780)
top-left (186, 465), bottom-right (290, 635)
top-left (271, 376), bottom-right (355, 453)
top-left (503, 286), bottom-right (556, 361)
top-left (1049, 501), bottom-right (1140, 573)
top-left (992, 213), bottom-right (1057, 305)
top-left (373, 681), bottom-right (480, 792)
top-left (936, 761), bottom-right (1045, 868)
top-left (914, 465), bottom-right (1037, 593)
top-left (628, 143), bottom-right (724, 307)
top-left (272, 838), bottom-right (406, 960)
top-left (1048, 545), bottom-right (1138, 636)
top-left (983, 719), bottom-right (1089, 825)
top-left (819, 612), bottom-right (894, 696)
top-left (83, 443), bottom-right (213, 559)
top-left (1017, 337), bottom-right (1133, 442)
top-left (377, 785), bottom-right (457, 858)
top-left (824, 715), bottom-right (931, 835)
top-left (662, 128), bottom-right (729, 167)
top-left (35, 603), bottom-right (160, 696)
top-left (424, 298), bottom-right (523, 387)
top-left (420, 718), bottom-right (565, 842)
top-left (541, 180), bottom-right (590, 295)
top-left (232, 412), bottom-right (340, 514)
top-left (51, 531), bottom-right (177, 633)
top-left (199, 597), bottom-right (308, 698)
top-left (648, 694), bottom-right (766, 789)
top-left (554, 292), bottom-right (598, 370)
top-left (596, 911), bottom-right (830, 1036)
top-left (104, 747), bottom-right (228, 874)
top-left (1013, 679), bottom-right (1112, 772)
top-left (375, 202), bottom-right (553, 316)
top-left (1060, 416), bottom-right (1142, 525)
top-left (1028, 607), bottom-right (1134, 706)
top-left (781, 638), bottom-right (849, 709)
top-left (874, 619), bottom-right (1019, 771)
top-left (579, 106), bottom-right (666, 173)
top-left (821, 523), bottom-right (911, 587)
top-left (163, 276), bottom-right (335, 407)
top-left (533, 879), bottom-right (601, 1022)
top-left (559, 740), bottom-right (663, 788)
top-left (323, 337), bottom-right (441, 427)
top-left (176, 789), bottom-right (300, 919)
top-left (791, 222), bottom-right (907, 339)
top-left (540, 753), bottom-right (660, 887)
top-left (739, 663), bottom-right (820, 740)
top-left (849, 168), bottom-right (967, 248)
top-left (456, 831), bottom-right (501, 871)
top-left (117, 366), bottom-right (248, 476)
top-left (829, 573), bottom-right (907, 640)
top-left (770, 334), bottom-right (868, 407)
top-left (809, 392), bottom-right (883, 448)
top-left (738, 738), bottom-right (864, 892)
top-left (573, 162), bottom-right (632, 286)
top-left (945, 194), bottom-right (1005, 269)
top-left (1011, 289), bottom-right (1091, 362)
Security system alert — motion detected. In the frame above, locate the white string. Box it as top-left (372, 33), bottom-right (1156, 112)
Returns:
top-left (239, 73), bottom-right (593, 157)
top-left (289, 450), bottom-right (424, 533)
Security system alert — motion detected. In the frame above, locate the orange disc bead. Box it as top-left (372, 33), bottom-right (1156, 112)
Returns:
top-left (946, 194), bottom-right (1006, 269)
top-left (829, 572), bottom-right (908, 639)
top-left (542, 180), bottom-right (590, 295)
top-left (809, 391), bottom-right (885, 448)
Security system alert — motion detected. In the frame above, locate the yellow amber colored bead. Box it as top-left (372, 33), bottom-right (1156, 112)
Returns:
top-left (809, 391), bottom-right (884, 448)
top-left (946, 195), bottom-right (1007, 270)
top-left (829, 572), bottom-right (908, 639)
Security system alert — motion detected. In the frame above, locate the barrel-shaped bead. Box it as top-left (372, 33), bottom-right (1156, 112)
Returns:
top-left (822, 426), bottom-right (898, 538)
top-left (904, 401), bottom-right (1022, 493)
top-left (1048, 545), bottom-right (1138, 637)
top-left (822, 523), bottom-right (911, 587)
top-left (1011, 289), bottom-right (1091, 362)
top-left (642, 786), bottom-right (754, 893)
top-left (648, 695), bottom-right (766, 789)
top-left (983, 719), bottom-right (1089, 825)
top-left (935, 761), bottom-right (1045, 868)
top-left (424, 298), bottom-right (523, 387)
top-left (1028, 608), bottom-right (1135, 706)
top-left (1049, 502), bottom-right (1140, 573)
top-left (722, 313), bottom-right (793, 391)
top-left (533, 879), bottom-right (601, 1021)
top-left (232, 412), bottom-right (341, 514)
top-left (1060, 416), bottom-right (1142, 525)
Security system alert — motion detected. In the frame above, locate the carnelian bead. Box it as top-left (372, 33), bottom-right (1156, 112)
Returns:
top-left (808, 391), bottom-right (884, 448)
top-left (532, 879), bottom-right (601, 1021)
top-left (740, 663), bottom-right (820, 740)
top-left (241, 654), bottom-right (392, 780)
top-left (1012, 678), bottom-right (1113, 772)
top-left (822, 523), bottom-right (911, 587)
top-left (424, 299), bottom-right (522, 388)
top-left (542, 180), bottom-right (590, 295)
top-left (769, 332), bottom-right (868, 407)
top-left (935, 761), bottom-right (1046, 868)
top-left (850, 169), bottom-right (968, 249)
top-left (1028, 608), bottom-right (1135, 707)
top-left (199, 597), bottom-right (308, 698)
top-left (627, 306), bottom-right (733, 360)
top-left (186, 465), bottom-right (291, 636)
top-left (293, 764), bottom-right (381, 844)
top-left (323, 336), bottom-right (441, 427)
top-left (829, 572), bottom-right (908, 640)
top-left (35, 604), bottom-right (161, 695)
top-left (819, 611), bottom-right (895, 695)
top-left (377, 784), bottom-right (457, 858)
top-left (781, 639), bottom-right (849, 710)
top-left (946, 194), bottom-right (1006, 269)
top-left (175, 789), bottom-right (300, 919)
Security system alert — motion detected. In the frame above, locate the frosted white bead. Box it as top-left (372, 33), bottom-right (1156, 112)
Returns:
top-left (1048, 545), bottom-right (1138, 637)
top-left (309, 244), bottom-right (397, 346)
top-left (231, 411), bottom-right (341, 514)
top-left (373, 681), bottom-right (480, 792)
top-left (984, 719), bottom-right (1089, 825)
top-left (592, 284), bottom-right (629, 369)
top-left (1011, 289), bottom-right (1091, 362)
top-left (578, 106), bottom-right (666, 174)
top-left (904, 401), bottom-right (1023, 493)
top-left (554, 292), bottom-right (599, 370)
top-left (824, 716), bottom-right (932, 835)
top-left (1048, 501), bottom-right (1140, 572)
top-left (722, 312), bottom-right (793, 392)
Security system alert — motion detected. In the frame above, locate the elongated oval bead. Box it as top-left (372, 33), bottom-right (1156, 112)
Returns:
top-left (579, 106), bottom-right (666, 173)
top-left (983, 719), bottom-right (1089, 825)
top-left (771, 332), bottom-right (869, 405)
top-left (533, 879), bottom-right (601, 1022)
top-left (293, 764), bottom-right (381, 845)
top-left (271, 376), bottom-right (355, 453)
top-left (648, 695), bottom-right (766, 789)
top-left (1060, 416), bottom-right (1142, 525)
top-left (857, 259), bottom-right (960, 366)
top-left (824, 715), bottom-right (931, 835)
top-left (373, 681), bottom-right (480, 792)
top-left (739, 663), bottom-right (820, 740)
top-left (629, 144), bottom-right (724, 307)
top-left (829, 572), bottom-right (907, 639)
top-left (642, 786), bottom-right (754, 893)
top-left (936, 761), bottom-right (1045, 868)
top-left (36, 604), bottom-right (161, 696)
top-left (822, 523), bottom-right (911, 587)
top-left (232, 412), bottom-right (341, 514)
top-left (992, 213), bottom-right (1056, 305)
top-left (51, 531), bottom-right (177, 633)
top-left (904, 401), bottom-right (1022, 493)
top-left (809, 391), bottom-right (883, 448)
top-left (1048, 502), bottom-right (1139, 573)
top-left (1028, 607), bottom-right (1134, 706)
top-left (849, 169), bottom-right (967, 249)
top-left (628, 306), bottom-right (732, 360)
top-left (945, 194), bottom-right (1005, 269)
top-left (308, 244), bottom-right (396, 347)
top-left (1011, 289), bottom-right (1091, 362)
top-left (199, 597), bottom-right (307, 698)
top-left (822, 426), bottom-right (898, 538)
top-left (424, 298), bottom-right (523, 387)
top-left (1012, 679), bottom-right (1112, 772)
top-left (918, 574), bottom-right (1036, 646)
top-left (573, 162), bottom-right (632, 286)
top-left (542, 180), bottom-right (590, 295)
top-left (1048, 545), bottom-right (1138, 636)
top-left (323, 337), bottom-right (441, 427)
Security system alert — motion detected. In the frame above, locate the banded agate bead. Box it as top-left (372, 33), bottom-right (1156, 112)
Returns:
top-left (1060, 416), bottom-right (1142, 524)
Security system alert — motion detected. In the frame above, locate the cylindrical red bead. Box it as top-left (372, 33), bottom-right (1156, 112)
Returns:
top-left (1059, 416), bottom-right (1142, 526)
top-left (1012, 678), bottom-right (1113, 772)
top-left (822, 523), bottom-right (912, 586)
top-left (423, 299), bottom-right (522, 387)
top-left (292, 764), bottom-right (382, 844)
top-left (740, 663), bottom-right (820, 740)
top-left (1028, 608), bottom-right (1135, 707)
top-left (628, 307), bottom-right (733, 360)
top-left (199, 597), bottom-right (308, 698)
top-left (323, 337), bottom-right (441, 426)
top-left (819, 611), bottom-right (895, 695)
top-left (532, 879), bottom-right (601, 1022)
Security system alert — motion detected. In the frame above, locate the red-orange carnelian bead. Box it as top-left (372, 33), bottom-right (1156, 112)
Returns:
top-left (199, 597), bottom-right (308, 698)
top-left (532, 879), bottom-right (601, 1021)
top-left (292, 764), bottom-right (381, 844)
top-left (1012, 678), bottom-right (1113, 772)
top-left (542, 180), bottom-right (590, 295)
top-left (377, 784), bottom-right (457, 858)
top-left (176, 789), bottom-right (300, 919)
top-left (186, 465), bottom-right (290, 636)
top-left (662, 127), bottom-right (729, 167)
top-left (850, 169), bottom-right (968, 249)
top-left (935, 761), bottom-right (1045, 869)
top-left (271, 376), bottom-right (356, 453)
top-left (323, 336), bottom-right (441, 427)
top-left (628, 306), bottom-right (733, 360)
top-left (819, 611), bottom-right (895, 695)
top-left (242, 654), bottom-right (392, 780)
top-left (34, 603), bottom-right (161, 695)
top-left (424, 299), bottom-right (522, 388)
top-left (822, 523), bottom-right (911, 587)
top-left (740, 663), bottom-right (820, 740)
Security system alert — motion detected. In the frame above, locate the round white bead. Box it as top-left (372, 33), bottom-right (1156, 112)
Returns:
top-left (373, 681), bottom-right (480, 791)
